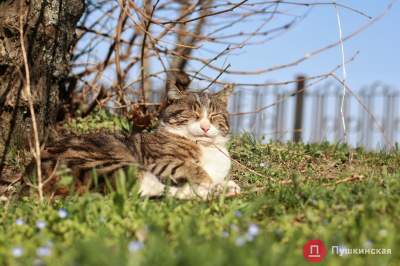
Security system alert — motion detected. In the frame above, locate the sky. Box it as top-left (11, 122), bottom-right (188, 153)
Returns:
top-left (75, 1), bottom-right (399, 148)
top-left (186, 0), bottom-right (399, 149)
top-left (194, 0), bottom-right (400, 91)
top-left (77, 1), bottom-right (400, 91)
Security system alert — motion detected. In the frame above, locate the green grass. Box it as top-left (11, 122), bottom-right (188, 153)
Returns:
top-left (0, 111), bottom-right (399, 266)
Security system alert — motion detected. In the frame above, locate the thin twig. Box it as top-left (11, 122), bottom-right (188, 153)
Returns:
top-left (192, 45), bottom-right (231, 81)
top-left (334, 1), bottom-right (348, 143)
top-left (162, 0), bottom-right (249, 25)
top-left (202, 64), bottom-right (231, 92)
top-left (19, 7), bottom-right (43, 202)
top-left (272, 1), bottom-right (372, 19)
top-left (140, 0), bottom-right (160, 103)
top-left (42, 160), bottom-right (60, 186)
top-left (335, 174), bottom-right (365, 185)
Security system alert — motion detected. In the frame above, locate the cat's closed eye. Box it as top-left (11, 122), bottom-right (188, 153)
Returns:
top-left (209, 113), bottom-right (223, 121)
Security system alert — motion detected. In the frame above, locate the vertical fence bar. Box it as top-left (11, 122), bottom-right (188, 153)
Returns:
top-left (395, 92), bottom-right (400, 146)
top-left (248, 89), bottom-right (258, 134)
top-left (383, 88), bottom-right (393, 149)
top-left (365, 90), bottom-right (373, 149)
top-left (293, 75), bottom-right (306, 142)
top-left (254, 89), bottom-right (265, 140)
top-left (234, 89), bottom-right (243, 134)
top-left (229, 90), bottom-right (238, 135)
top-left (274, 88), bottom-right (283, 141)
top-left (310, 90), bottom-right (322, 142)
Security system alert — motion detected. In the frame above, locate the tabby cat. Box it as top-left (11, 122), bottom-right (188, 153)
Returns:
top-left (29, 77), bottom-right (240, 200)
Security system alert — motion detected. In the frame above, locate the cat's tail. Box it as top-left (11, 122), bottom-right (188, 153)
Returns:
top-left (41, 132), bottom-right (138, 175)
top-left (24, 132), bottom-right (138, 184)
top-left (23, 132), bottom-right (139, 195)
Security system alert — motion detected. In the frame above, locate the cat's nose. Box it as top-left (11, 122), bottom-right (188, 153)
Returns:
top-left (201, 126), bottom-right (209, 133)
top-left (200, 119), bottom-right (210, 133)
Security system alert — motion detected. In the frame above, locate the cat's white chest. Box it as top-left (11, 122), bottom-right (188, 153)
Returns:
top-left (199, 145), bottom-right (231, 184)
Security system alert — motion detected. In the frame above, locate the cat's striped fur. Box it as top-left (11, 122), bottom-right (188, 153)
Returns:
top-left (27, 76), bottom-right (240, 199)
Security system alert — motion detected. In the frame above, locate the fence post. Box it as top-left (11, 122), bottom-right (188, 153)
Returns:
top-left (293, 75), bottom-right (306, 142)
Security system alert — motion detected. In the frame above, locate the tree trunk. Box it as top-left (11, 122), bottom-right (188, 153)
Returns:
top-left (0, 0), bottom-right (85, 180)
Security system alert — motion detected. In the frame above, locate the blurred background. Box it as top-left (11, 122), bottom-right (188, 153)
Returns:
top-left (72, 0), bottom-right (399, 150)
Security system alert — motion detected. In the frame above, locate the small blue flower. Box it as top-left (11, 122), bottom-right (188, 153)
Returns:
top-left (234, 210), bottom-right (242, 218)
top-left (235, 236), bottom-right (247, 246)
top-left (58, 209), bottom-right (68, 219)
top-left (128, 241), bottom-right (144, 252)
top-left (247, 223), bottom-right (260, 237)
top-left (222, 231), bottom-right (229, 238)
top-left (259, 162), bottom-right (267, 167)
top-left (15, 218), bottom-right (25, 226)
top-left (36, 246), bottom-right (51, 257)
top-left (11, 246), bottom-right (23, 257)
top-left (36, 220), bottom-right (46, 230)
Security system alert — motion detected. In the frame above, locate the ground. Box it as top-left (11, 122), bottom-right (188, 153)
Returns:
top-left (0, 111), bottom-right (399, 265)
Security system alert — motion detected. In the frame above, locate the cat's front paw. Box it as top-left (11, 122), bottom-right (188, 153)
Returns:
top-left (226, 180), bottom-right (241, 196)
top-left (139, 172), bottom-right (166, 197)
top-left (212, 180), bottom-right (241, 197)
top-left (169, 183), bottom-right (211, 200)
top-left (167, 181), bottom-right (240, 200)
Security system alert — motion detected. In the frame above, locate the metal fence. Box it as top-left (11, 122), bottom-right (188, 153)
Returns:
top-left (150, 81), bottom-right (399, 150)
top-left (227, 81), bottom-right (400, 150)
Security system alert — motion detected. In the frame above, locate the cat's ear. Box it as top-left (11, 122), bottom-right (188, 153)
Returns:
top-left (214, 84), bottom-right (234, 105)
top-left (166, 71), bottom-right (191, 101)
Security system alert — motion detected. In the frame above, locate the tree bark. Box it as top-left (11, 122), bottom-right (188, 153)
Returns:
top-left (0, 0), bottom-right (85, 180)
